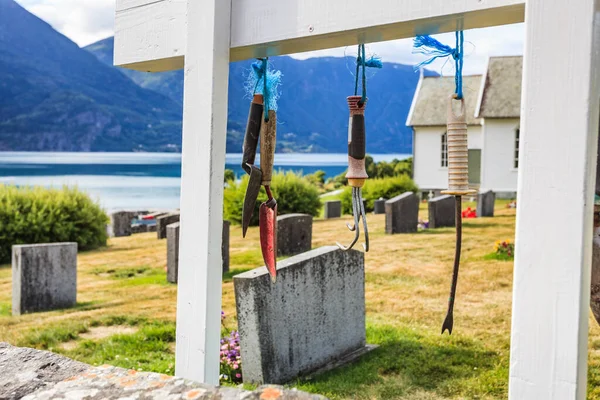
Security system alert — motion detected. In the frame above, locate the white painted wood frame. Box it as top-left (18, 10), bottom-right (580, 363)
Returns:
top-left (173, 0), bottom-right (231, 385)
top-left (114, 0), bottom-right (600, 395)
top-left (115, 0), bottom-right (525, 72)
top-left (509, 0), bottom-right (600, 398)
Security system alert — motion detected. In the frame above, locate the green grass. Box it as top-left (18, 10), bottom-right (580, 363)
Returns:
top-left (17, 315), bottom-right (176, 374)
top-left (65, 321), bottom-right (176, 374)
top-left (483, 253), bottom-right (514, 262)
top-left (293, 324), bottom-right (506, 400)
top-left (18, 320), bottom-right (90, 350)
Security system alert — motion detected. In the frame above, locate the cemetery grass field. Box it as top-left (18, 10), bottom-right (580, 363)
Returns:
top-left (2, 202), bottom-right (600, 399)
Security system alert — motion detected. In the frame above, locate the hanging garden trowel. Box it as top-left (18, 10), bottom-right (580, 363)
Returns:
top-left (259, 110), bottom-right (278, 282)
top-left (241, 94), bottom-right (264, 237)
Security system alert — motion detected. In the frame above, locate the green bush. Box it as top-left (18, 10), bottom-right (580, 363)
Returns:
top-left (340, 175), bottom-right (419, 214)
top-left (224, 169), bottom-right (235, 183)
top-left (0, 185), bottom-right (108, 263)
top-left (224, 171), bottom-right (322, 226)
top-left (330, 156), bottom-right (413, 188)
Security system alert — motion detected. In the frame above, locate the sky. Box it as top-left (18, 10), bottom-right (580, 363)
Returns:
top-left (14, 0), bottom-right (524, 75)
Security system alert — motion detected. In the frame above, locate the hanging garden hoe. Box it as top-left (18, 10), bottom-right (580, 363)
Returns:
top-left (241, 58), bottom-right (281, 283)
top-left (337, 44), bottom-right (381, 252)
top-left (414, 32), bottom-right (473, 335)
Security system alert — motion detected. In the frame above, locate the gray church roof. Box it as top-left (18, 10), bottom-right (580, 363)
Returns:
top-left (476, 56), bottom-right (523, 118)
top-left (406, 74), bottom-right (483, 126)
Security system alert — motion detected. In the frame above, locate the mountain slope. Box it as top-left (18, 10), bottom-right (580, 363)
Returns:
top-left (87, 38), bottom-right (420, 154)
top-left (0, 0), bottom-right (183, 152)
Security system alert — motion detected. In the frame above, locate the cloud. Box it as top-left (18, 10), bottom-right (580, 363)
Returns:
top-left (15, 0), bottom-right (115, 47)
top-left (291, 23), bottom-right (524, 75)
top-left (14, 1), bottom-right (524, 74)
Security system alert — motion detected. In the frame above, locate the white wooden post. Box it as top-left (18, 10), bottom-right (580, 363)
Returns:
top-left (509, 0), bottom-right (600, 398)
top-left (174, 0), bottom-right (231, 385)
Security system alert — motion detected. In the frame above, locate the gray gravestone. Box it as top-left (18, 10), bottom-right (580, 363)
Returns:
top-left (324, 201), bottom-right (342, 219)
top-left (277, 214), bottom-right (313, 257)
top-left (234, 246), bottom-right (366, 384)
top-left (385, 192), bottom-right (419, 234)
top-left (157, 213), bottom-right (180, 239)
top-left (373, 198), bottom-right (387, 214)
top-left (107, 211), bottom-right (132, 237)
top-left (167, 221), bottom-right (230, 283)
top-left (222, 220), bottom-right (230, 274)
top-left (477, 190), bottom-right (496, 217)
top-left (12, 243), bottom-right (77, 315)
top-left (131, 224), bottom-right (149, 234)
top-left (428, 195), bottom-right (456, 228)
top-left (167, 222), bottom-right (180, 283)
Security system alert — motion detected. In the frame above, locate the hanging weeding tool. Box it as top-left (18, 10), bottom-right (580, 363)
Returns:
top-left (241, 81), bottom-right (264, 237)
top-left (259, 109), bottom-right (277, 282)
top-left (337, 44), bottom-right (382, 252)
top-left (240, 58), bottom-right (282, 282)
top-left (414, 31), bottom-right (474, 335)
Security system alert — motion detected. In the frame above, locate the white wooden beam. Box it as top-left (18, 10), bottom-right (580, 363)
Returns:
top-left (509, 0), bottom-right (600, 398)
top-left (115, 0), bottom-right (525, 71)
top-left (174, 0), bottom-right (231, 385)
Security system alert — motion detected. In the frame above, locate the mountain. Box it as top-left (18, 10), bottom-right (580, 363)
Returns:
top-left (87, 38), bottom-right (420, 154)
top-left (0, 0), bottom-right (183, 152)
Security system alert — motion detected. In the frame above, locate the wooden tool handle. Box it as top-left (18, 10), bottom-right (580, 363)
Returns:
top-left (241, 95), bottom-right (263, 174)
top-left (348, 114), bottom-right (366, 160)
top-left (346, 96), bottom-right (368, 184)
top-left (260, 110), bottom-right (277, 186)
top-left (443, 95), bottom-right (473, 196)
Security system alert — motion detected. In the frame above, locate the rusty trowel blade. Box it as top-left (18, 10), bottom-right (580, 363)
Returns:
top-left (259, 202), bottom-right (277, 283)
top-left (242, 165), bottom-right (262, 238)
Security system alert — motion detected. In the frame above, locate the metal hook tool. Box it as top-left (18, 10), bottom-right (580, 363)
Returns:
top-left (337, 95), bottom-right (369, 252)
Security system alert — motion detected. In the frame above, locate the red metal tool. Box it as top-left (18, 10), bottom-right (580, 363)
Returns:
top-left (259, 110), bottom-right (278, 282)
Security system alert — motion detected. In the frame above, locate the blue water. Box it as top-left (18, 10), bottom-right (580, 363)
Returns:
top-left (0, 152), bottom-right (410, 211)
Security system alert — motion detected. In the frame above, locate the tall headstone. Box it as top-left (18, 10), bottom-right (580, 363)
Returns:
top-left (167, 222), bottom-right (180, 284)
top-left (222, 220), bottom-right (230, 274)
top-left (428, 195), bottom-right (456, 228)
top-left (385, 192), bottom-right (419, 234)
top-left (107, 211), bottom-right (132, 238)
top-left (167, 221), bottom-right (230, 283)
top-left (234, 246), bottom-right (366, 384)
top-left (323, 201), bottom-right (342, 219)
top-left (477, 190), bottom-right (496, 217)
top-left (157, 213), bottom-right (180, 239)
top-left (12, 243), bottom-right (77, 315)
top-left (373, 198), bottom-right (387, 215)
top-left (277, 214), bottom-right (313, 257)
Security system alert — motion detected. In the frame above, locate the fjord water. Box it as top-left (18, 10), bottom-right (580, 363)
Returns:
top-left (0, 152), bottom-right (409, 211)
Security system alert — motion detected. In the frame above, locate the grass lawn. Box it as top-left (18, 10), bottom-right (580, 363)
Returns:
top-left (2, 201), bottom-right (600, 399)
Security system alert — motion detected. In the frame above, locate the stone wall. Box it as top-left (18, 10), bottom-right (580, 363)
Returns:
top-left (0, 343), bottom-right (326, 400)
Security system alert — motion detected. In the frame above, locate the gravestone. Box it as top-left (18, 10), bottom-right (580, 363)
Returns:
top-left (234, 246), bottom-right (367, 384)
top-left (428, 195), bottom-right (456, 228)
top-left (167, 221), bottom-right (230, 283)
top-left (477, 190), bottom-right (496, 217)
top-left (12, 243), bottom-right (77, 315)
top-left (222, 220), bottom-right (230, 274)
top-left (107, 211), bottom-right (132, 237)
top-left (277, 214), bottom-right (313, 257)
top-left (157, 213), bottom-right (180, 239)
top-left (167, 222), bottom-right (180, 283)
top-left (385, 192), bottom-right (419, 234)
top-left (373, 198), bottom-right (387, 214)
top-left (324, 201), bottom-right (342, 219)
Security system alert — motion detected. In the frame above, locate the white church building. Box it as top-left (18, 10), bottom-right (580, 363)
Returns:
top-left (407, 56), bottom-right (522, 198)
